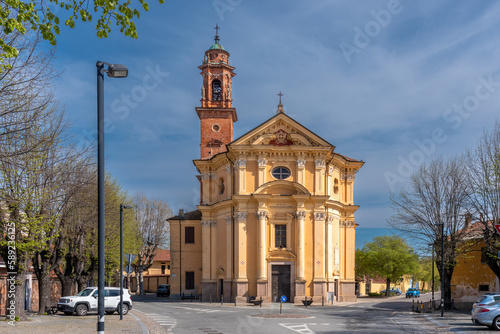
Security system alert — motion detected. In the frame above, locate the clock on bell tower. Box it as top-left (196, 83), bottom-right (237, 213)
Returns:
top-left (196, 25), bottom-right (237, 160)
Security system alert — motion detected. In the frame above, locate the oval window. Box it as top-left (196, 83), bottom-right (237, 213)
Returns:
top-left (272, 167), bottom-right (291, 180)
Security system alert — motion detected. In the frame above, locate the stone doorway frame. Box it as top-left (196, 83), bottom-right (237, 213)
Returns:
top-left (267, 261), bottom-right (295, 302)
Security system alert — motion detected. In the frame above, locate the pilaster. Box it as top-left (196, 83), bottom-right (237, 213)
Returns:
top-left (257, 158), bottom-right (267, 188)
top-left (296, 158), bottom-right (306, 186)
top-left (201, 220), bottom-right (212, 281)
top-left (233, 211), bottom-right (248, 304)
top-left (225, 216), bottom-right (232, 280)
top-left (235, 158), bottom-right (247, 195)
top-left (315, 159), bottom-right (326, 195)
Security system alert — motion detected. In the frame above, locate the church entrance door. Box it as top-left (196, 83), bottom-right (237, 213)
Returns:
top-left (271, 265), bottom-right (290, 302)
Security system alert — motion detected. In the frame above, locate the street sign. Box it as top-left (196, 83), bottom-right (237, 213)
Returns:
top-left (280, 295), bottom-right (287, 303)
top-left (495, 224), bottom-right (500, 234)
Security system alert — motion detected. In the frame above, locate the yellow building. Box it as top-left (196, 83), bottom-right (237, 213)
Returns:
top-left (168, 32), bottom-right (364, 304)
top-left (451, 222), bottom-right (499, 309)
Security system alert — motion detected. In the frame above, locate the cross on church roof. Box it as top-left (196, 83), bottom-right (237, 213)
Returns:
top-left (277, 91), bottom-right (284, 105)
top-left (214, 24), bottom-right (220, 43)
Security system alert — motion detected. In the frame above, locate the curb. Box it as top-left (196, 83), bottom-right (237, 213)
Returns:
top-left (423, 314), bottom-right (448, 328)
top-left (130, 312), bottom-right (150, 334)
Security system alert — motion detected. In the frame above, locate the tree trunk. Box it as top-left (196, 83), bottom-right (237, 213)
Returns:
top-left (421, 281), bottom-right (426, 292)
top-left (385, 279), bottom-right (391, 296)
top-left (37, 273), bottom-right (51, 315)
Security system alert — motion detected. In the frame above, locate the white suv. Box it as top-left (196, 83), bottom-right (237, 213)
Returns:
top-left (57, 287), bottom-right (133, 316)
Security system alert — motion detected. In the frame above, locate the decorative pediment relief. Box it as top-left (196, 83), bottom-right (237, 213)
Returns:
top-left (266, 249), bottom-right (297, 261)
top-left (230, 113), bottom-right (333, 148)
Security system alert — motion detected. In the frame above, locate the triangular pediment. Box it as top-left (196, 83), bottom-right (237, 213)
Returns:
top-left (230, 113), bottom-right (334, 148)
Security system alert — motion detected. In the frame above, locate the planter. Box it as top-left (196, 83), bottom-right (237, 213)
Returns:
top-left (302, 300), bottom-right (313, 306)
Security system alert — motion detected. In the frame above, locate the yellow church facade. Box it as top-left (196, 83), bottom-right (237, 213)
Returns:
top-left (168, 31), bottom-right (363, 304)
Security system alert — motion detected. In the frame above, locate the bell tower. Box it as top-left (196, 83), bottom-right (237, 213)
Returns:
top-left (196, 25), bottom-right (237, 159)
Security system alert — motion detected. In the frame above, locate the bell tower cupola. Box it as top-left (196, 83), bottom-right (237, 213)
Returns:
top-left (196, 25), bottom-right (238, 160)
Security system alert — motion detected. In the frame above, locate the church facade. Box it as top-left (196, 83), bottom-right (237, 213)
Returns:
top-left (168, 32), bottom-right (364, 304)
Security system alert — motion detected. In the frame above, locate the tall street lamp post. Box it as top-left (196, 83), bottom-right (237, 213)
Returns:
top-left (440, 222), bottom-right (445, 318)
top-left (120, 204), bottom-right (132, 320)
top-left (428, 242), bottom-right (435, 303)
top-left (96, 61), bottom-right (128, 334)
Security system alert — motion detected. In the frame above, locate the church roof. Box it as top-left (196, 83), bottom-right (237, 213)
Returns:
top-left (230, 110), bottom-right (335, 148)
top-left (209, 42), bottom-right (225, 51)
top-left (167, 209), bottom-right (202, 221)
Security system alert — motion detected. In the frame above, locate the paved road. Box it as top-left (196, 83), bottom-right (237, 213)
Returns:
top-left (132, 292), bottom-right (480, 334)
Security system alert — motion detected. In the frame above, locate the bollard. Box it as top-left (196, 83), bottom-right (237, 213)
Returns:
top-left (234, 295), bottom-right (236, 306)
top-left (322, 295), bottom-right (324, 307)
top-left (420, 301), bottom-right (423, 313)
top-left (412, 299), bottom-right (414, 312)
top-left (221, 295), bottom-right (223, 306)
top-left (305, 296), bottom-right (308, 308)
top-left (280, 301), bottom-right (282, 315)
top-left (451, 298), bottom-right (455, 310)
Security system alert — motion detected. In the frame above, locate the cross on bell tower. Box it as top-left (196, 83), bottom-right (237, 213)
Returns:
top-left (196, 26), bottom-right (238, 159)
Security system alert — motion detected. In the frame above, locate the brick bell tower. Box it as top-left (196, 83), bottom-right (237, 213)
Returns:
top-left (196, 25), bottom-right (237, 159)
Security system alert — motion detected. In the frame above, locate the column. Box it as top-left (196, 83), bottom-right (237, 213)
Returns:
top-left (296, 211), bottom-right (306, 281)
top-left (235, 158), bottom-right (246, 194)
top-left (225, 166), bottom-right (232, 198)
top-left (313, 212), bottom-right (326, 302)
top-left (210, 220), bottom-right (217, 280)
top-left (200, 173), bottom-right (210, 204)
top-left (327, 214), bottom-right (335, 295)
top-left (201, 219), bottom-right (216, 302)
top-left (257, 158), bottom-right (267, 188)
top-left (296, 159), bottom-right (306, 186)
top-left (224, 216), bottom-right (232, 302)
top-left (201, 220), bottom-right (212, 281)
top-left (315, 159), bottom-right (326, 195)
top-left (233, 211), bottom-right (248, 304)
top-left (256, 210), bottom-right (268, 299)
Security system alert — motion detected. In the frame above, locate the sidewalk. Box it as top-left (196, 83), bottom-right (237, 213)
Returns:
top-left (0, 309), bottom-right (167, 334)
top-left (422, 309), bottom-right (477, 333)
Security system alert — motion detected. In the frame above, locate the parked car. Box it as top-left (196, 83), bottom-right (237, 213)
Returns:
top-left (406, 288), bottom-right (420, 298)
top-left (380, 288), bottom-right (401, 296)
top-left (57, 287), bottom-right (132, 316)
top-left (472, 293), bottom-right (500, 329)
top-left (157, 284), bottom-right (170, 297)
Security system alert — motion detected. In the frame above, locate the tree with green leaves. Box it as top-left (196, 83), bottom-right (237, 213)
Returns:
top-left (356, 236), bottom-right (419, 296)
top-left (0, 0), bottom-right (165, 68)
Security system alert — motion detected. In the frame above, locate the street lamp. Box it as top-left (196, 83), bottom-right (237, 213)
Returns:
top-left (120, 204), bottom-right (133, 320)
top-left (428, 242), bottom-right (435, 303)
top-left (96, 61), bottom-right (128, 334)
top-left (439, 222), bottom-right (445, 318)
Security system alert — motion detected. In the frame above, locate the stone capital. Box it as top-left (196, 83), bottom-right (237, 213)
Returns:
top-left (314, 212), bottom-right (326, 221)
top-left (235, 158), bottom-right (247, 168)
top-left (295, 211), bottom-right (306, 220)
top-left (200, 173), bottom-right (211, 180)
top-left (256, 210), bottom-right (268, 220)
top-left (201, 220), bottom-right (213, 227)
top-left (225, 165), bottom-right (232, 174)
top-left (225, 216), bottom-right (232, 225)
top-left (315, 159), bottom-right (326, 168)
top-left (296, 159), bottom-right (306, 168)
top-left (233, 212), bottom-right (248, 221)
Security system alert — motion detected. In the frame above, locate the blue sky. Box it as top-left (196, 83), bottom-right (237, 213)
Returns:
top-left (52, 0), bottom-right (500, 232)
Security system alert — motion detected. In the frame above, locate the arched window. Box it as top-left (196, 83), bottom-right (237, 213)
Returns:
top-left (212, 79), bottom-right (222, 101)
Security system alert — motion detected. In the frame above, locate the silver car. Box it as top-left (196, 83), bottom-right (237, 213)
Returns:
top-left (472, 294), bottom-right (500, 329)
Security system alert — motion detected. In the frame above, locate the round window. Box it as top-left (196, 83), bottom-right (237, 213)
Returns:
top-left (212, 124), bottom-right (220, 132)
top-left (272, 167), bottom-right (291, 180)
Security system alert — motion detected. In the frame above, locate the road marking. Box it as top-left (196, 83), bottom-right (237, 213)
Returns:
top-left (145, 312), bottom-right (177, 332)
top-left (279, 323), bottom-right (316, 334)
top-left (175, 306), bottom-right (234, 313)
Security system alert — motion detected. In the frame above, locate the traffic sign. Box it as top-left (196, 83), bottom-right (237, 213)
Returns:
top-left (495, 224), bottom-right (500, 234)
top-left (280, 295), bottom-right (287, 302)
